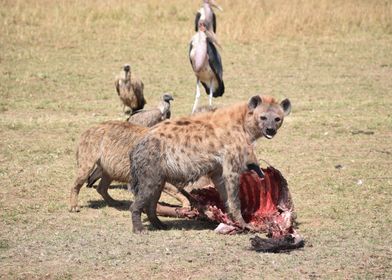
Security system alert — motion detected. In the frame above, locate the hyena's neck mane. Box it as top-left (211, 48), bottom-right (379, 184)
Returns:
top-left (210, 102), bottom-right (248, 122)
top-left (207, 102), bottom-right (262, 143)
top-left (193, 102), bottom-right (251, 136)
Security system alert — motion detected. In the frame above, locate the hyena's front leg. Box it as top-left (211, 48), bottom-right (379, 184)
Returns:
top-left (163, 183), bottom-right (191, 209)
top-left (245, 145), bottom-right (264, 178)
top-left (211, 172), bottom-right (247, 228)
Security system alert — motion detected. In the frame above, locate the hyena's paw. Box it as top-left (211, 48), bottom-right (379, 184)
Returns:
top-left (132, 226), bottom-right (146, 234)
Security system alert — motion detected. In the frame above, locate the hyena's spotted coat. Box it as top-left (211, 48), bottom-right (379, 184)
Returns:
top-left (129, 95), bottom-right (291, 233)
top-left (69, 120), bottom-right (195, 212)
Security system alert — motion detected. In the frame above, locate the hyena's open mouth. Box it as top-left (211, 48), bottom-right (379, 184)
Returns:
top-left (264, 128), bottom-right (277, 139)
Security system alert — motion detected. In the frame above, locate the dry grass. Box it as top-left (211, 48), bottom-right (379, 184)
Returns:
top-left (1, 0), bottom-right (392, 279)
top-left (222, 0), bottom-right (392, 40)
top-left (2, 0), bottom-right (392, 44)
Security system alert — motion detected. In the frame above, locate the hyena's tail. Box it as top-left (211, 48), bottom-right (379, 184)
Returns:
top-left (86, 164), bottom-right (102, 188)
top-left (128, 149), bottom-right (140, 195)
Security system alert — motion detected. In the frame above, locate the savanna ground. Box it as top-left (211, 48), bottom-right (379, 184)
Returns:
top-left (1, 0), bottom-right (392, 279)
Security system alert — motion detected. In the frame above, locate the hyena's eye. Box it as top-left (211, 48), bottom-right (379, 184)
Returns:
top-left (260, 116), bottom-right (267, 121)
top-left (275, 117), bottom-right (281, 122)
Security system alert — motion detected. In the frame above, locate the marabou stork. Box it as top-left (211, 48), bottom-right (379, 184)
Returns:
top-left (189, 21), bottom-right (224, 113)
top-left (195, 0), bottom-right (223, 33)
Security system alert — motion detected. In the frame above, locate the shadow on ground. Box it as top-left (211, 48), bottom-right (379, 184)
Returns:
top-left (89, 184), bottom-right (128, 190)
top-left (87, 199), bottom-right (131, 210)
top-left (146, 219), bottom-right (218, 231)
top-left (86, 199), bottom-right (217, 231)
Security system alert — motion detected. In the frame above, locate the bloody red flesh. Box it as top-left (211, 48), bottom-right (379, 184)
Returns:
top-left (163, 166), bottom-right (296, 237)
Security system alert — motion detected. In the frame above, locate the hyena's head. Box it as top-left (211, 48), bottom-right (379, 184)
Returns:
top-left (246, 95), bottom-right (291, 140)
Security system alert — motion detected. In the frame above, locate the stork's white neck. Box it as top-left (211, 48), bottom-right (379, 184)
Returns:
top-left (197, 30), bottom-right (207, 42)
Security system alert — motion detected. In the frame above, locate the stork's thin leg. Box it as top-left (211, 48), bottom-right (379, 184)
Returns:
top-left (192, 79), bottom-right (201, 114)
top-left (209, 80), bottom-right (213, 106)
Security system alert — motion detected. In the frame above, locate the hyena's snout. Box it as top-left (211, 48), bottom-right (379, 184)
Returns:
top-left (265, 127), bottom-right (277, 139)
top-left (263, 127), bottom-right (278, 139)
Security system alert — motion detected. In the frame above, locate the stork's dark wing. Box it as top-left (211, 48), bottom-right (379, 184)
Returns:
top-left (207, 40), bottom-right (223, 79)
top-left (195, 12), bottom-right (201, 31)
top-left (188, 40), bottom-right (196, 69)
top-left (212, 12), bottom-right (217, 33)
top-left (206, 39), bottom-right (224, 97)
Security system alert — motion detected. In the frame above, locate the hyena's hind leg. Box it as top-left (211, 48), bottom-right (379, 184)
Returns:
top-left (129, 137), bottom-right (164, 233)
top-left (95, 172), bottom-right (122, 207)
top-left (130, 196), bottom-right (146, 233)
top-left (146, 181), bottom-right (168, 230)
top-left (130, 174), bottom-right (167, 233)
top-left (69, 164), bottom-right (95, 212)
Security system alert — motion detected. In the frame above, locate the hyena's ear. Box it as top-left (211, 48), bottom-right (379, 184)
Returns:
top-left (280, 98), bottom-right (291, 116)
top-left (248, 95), bottom-right (262, 112)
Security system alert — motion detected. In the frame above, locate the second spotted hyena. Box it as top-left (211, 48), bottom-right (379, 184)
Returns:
top-left (129, 95), bottom-right (291, 233)
top-left (69, 121), bottom-right (192, 212)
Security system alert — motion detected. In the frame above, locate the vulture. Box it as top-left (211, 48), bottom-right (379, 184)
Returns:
top-left (114, 64), bottom-right (146, 113)
top-left (127, 93), bottom-right (174, 127)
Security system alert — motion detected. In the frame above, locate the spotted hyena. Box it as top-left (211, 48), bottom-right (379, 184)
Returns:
top-left (129, 95), bottom-right (291, 233)
top-left (69, 121), bottom-right (190, 213)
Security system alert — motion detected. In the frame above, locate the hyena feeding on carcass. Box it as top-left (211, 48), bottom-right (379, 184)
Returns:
top-left (129, 95), bottom-right (291, 233)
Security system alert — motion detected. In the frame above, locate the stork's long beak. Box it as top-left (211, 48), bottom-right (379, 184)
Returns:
top-left (210, 0), bottom-right (223, 11)
top-left (205, 30), bottom-right (221, 49)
